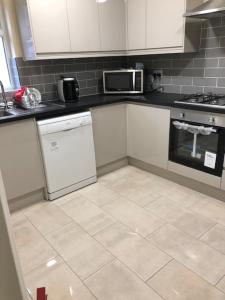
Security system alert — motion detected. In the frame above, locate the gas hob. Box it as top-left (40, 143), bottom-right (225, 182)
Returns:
top-left (174, 94), bottom-right (225, 109)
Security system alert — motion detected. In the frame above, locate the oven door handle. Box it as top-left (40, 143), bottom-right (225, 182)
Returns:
top-left (173, 121), bottom-right (217, 135)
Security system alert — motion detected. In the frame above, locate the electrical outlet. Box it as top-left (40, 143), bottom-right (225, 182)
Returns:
top-left (153, 69), bottom-right (163, 77)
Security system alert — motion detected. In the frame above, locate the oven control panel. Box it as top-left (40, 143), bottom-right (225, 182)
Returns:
top-left (171, 108), bottom-right (225, 128)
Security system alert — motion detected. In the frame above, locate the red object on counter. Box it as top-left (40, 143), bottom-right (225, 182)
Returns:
top-left (37, 287), bottom-right (47, 300)
top-left (14, 87), bottom-right (27, 103)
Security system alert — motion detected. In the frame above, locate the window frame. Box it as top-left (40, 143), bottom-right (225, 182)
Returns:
top-left (0, 0), bottom-right (15, 91)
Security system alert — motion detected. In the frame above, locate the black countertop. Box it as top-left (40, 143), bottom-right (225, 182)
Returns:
top-left (1, 92), bottom-right (225, 124)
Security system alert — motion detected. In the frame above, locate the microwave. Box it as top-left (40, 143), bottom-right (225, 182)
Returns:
top-left (103, 69), bottom-right (144, 94)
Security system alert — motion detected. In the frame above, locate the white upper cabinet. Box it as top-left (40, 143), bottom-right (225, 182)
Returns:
top-left (16, 0), bottom-right (201, 59)
top-left (27, 0), bottom-right (71, 53)
top-left (67, 0), bottom-right (101, 52)
top-left (127, 0), bottom-right (146, 50)
top-left (146, 0), bottom-right (185, 49)
top-left (98, 0), bottom-right (126, 51)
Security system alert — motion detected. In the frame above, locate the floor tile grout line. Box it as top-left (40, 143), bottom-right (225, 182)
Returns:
top-left (109, 258), bottom-right (168, 300)
top-left (102, 175), bottom-right (208, 216)
top-left (101, 192), bottom-right (219, 244)
top-left (99, 202), bottom-right (166, 240)
top-left (33, 209), bottom-right (124, 285)
top-left (90, 221), bottom-right (174, 283)
top-left (21, 201), bottom-right (76, 237)
top-left (141, 206), bottom-right (225, 258)
top-left (20, 219), bottom-right (100, 300)
top-left (53, 191), bottom-right (119, 236)
top-left (174, 259), bottom-right (225, 295)
top-left (146, 225), bottom-right (225, 289)
top-left (12, 217), bottom-right (61, 276)
top-left (37, 210), bottom-right (152, 291)
top-left (196, 222), bottom-right (219, 240)
top-left (37, 217), bottom-right (118, 284)
top-left (51, 180), bottom-right (224, 268)
top-left (196, 224), bottom-right (225, 259)
top-left (12, 202), bottom-right (112, 279)
top-left (146, 221), bottom-right (225, 260)
top-left (17, 220), bottom-right (225, 300)
top-left (83, 256), bottom-right (168, 300)
top-left (57, 254), bottom-right (99, 300)
top-left (81, 257), bottom-right (118, 283)
top-left (144, 258), bottom-right (174, 283)
top-left (11, 166), bottom-right (225, 298)
top-left (215, 275), bottom-right (225, 290)
top-left (11, 184), bottom-right (224, 264)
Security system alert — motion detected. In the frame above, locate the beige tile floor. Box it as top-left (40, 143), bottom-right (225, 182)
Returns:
top-left (11, 166), bottom-right (225, 300)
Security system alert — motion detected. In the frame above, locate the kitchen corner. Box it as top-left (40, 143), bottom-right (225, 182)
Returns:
top-left (2, 1), bottom-right (225, 300)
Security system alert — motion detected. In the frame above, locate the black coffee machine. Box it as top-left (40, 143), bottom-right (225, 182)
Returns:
top-left (58, 76), bottom-right (79, 102)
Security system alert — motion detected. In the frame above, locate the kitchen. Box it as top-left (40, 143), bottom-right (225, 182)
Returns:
top-left (1, 0), bottom-right (225, 299)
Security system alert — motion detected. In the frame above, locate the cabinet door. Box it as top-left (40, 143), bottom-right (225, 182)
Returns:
top-left (146, 0), bottom-right (185, 49)
top-left (127, 104), bottom-right (170, 169)
top-left (98, 0), bottom-right (126, 51)
top-left (0, 119), bottom-right (45, 200)
top-left (67, 0), bottom-right (100, 52)
top-left (127, 0), bottom-right (146, 50)
top-left (28, 0), bottom-right (71, 53)
top-left (91, 104), bottom-right (127, 168)
top-left (222, 170), bottom-right (225, 190)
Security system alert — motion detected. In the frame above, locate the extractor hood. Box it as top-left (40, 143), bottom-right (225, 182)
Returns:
top-left (184, 0), bottom-right (225, 18)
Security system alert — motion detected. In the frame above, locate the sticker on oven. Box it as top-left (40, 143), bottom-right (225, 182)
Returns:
top-left (50, 141), bottom-right (59, 152)
top-left (204, 151), bottom-right (217, 169)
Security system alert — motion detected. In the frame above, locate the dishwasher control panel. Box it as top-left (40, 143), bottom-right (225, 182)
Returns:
top-left (38, 112), bottom-right (92, 135)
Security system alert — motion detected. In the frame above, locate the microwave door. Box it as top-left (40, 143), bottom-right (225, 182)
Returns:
top-left (105, 72), bottom-right (133, 93)
top-left (103, 70), bottom-right (143, 94)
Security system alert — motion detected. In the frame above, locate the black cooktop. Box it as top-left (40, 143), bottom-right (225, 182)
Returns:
top-left (175, 94), bottom-right (225, 107)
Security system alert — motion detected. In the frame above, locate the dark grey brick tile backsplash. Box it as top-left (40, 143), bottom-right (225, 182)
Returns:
top-left (15, 16), bottom-right (225, 99)
top-left (16, 56), bottom-right (127, 100)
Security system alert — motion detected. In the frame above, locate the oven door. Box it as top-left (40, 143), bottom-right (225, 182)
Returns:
top-left (169, 119), bottom-right (225, 176)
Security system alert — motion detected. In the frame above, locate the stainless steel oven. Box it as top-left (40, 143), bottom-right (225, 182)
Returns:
top-left (169, 109), bottom-right (225, 177)
top-left (103, 69), bottom-right (143, 94)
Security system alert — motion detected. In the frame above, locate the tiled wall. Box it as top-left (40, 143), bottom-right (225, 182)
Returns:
top-left (15, 16), bottom-right (225, 99)
top-left (127, 17), bottom-right (225, 94)
top-left (16, 56), bottom-right (127, 101)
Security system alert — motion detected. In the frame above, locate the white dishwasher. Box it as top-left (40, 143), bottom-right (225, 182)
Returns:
top-left (37, 112), bottom-right (97, 200)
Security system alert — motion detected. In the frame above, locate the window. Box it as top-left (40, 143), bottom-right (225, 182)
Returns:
top-left (0, 36), bottom-right (11, 89)
top-left (0, 2), bottom-right (12, 90)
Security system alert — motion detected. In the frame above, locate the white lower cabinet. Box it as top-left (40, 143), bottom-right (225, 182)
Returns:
top-left (221, 171), bottom-right (225, 190)
top-left (127, 104), bottom-right (170, 169)
top-left (91, 104), bottom-right (127, 168)
top-left (0, 119), bottom-right (45, 200)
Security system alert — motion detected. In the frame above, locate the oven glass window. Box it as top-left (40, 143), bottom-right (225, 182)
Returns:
top-left (169, 120), bottom-right (225, 176)
top-left (105, 72), bottom-right (133, 91)
top-left (175, 130), bottom-right (218, 163)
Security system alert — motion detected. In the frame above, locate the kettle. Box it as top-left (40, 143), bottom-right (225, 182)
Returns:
top-left (58, 76), bottom-right (79, 102)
